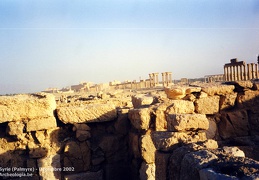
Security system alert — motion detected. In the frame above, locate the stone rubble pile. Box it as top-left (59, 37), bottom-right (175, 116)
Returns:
top-left (0, 80), bottom-right (259, 179)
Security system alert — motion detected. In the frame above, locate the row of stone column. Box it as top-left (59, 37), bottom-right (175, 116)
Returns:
top-left (224, 63), bottom-right (259, 81)
top-left (162, 72), bottom-right (173, 87)
top-left (149, 72), bottom-right (172, 87)
top-left (204, 74), bottom-right (224, 83)
top-left (149, 73), bottom-right (159, 87)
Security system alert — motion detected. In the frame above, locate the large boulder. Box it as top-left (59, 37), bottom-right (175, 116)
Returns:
top-left (201, 84), bottom-right (235, 96)
top-left (164, 86), bottom-right (186, 100)
top-left (131, 94), bottom-right (154, 108)
top-left (57, 103), bottom-right (117, 124)
top-left (0, 93), bottom-right (56, 123)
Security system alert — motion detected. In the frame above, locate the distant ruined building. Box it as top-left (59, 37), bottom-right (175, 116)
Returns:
top-left (204, 74), bottom-right (224, 83)
top-left (223, 58), bottom-right (259, 81)
top-left (204, 56), bottom-right (259, 83)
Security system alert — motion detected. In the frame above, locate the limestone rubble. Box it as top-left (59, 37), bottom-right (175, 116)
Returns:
top-left (0, 81), bottom-right (259, 179)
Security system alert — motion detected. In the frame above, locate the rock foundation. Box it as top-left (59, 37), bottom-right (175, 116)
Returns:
top-left (0, 81), bottom-right (259, 179)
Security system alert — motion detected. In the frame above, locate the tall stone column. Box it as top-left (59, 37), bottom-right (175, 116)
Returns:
top-left (233, 66), bottom-right (237, 81)
top-left (154, 73), bottom-right (159, 86)
top-left (168, 72), bottom-right (172, 86)
top-left (229, 66), bottom-right (234, 81)
top-left (241, 65), bottom-right (244, 80)
top-left (161, 72), bottom-right (166, 87)
top-left (247, 64), bottom-right (252, 80)
top-left (243, 64), bottom-right (247, 80)
top-left (251, 63), bottom-right (255, 79)
top-left (149, 74), bottom-right (154, 87)
top-left (225, 67), bottom-right (227, 81)
top-left (237, 65), bottom-right (241, 81)
top-left (255, 64), bottom-right (259, 79)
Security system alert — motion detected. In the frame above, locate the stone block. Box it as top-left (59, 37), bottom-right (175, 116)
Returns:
top-left (28, 144), bottom-right (48, 159)
top-left (26, 116), bottom-right (57, 132)
top-left (64, 170), bottom-right (103, 180)
top-left (195, 96), bottom-right (220, 114)
top-left (140, 134), bottom-right (156, 163)
top-left (222, 146), bottom-right (245, 157)
top-left (205, 117), bottom-right (218, 139)
top-left (57, 103), bottom-right (117, 124)
top-left (166, 100), bottom-right (195, 114)
top-left (76, 130), bottom-right (91, 141)
top-left (155, 151), bottom-right (171, 180)
top-left (219, 93), bottom-right (237, 110)
top-left (6, 121), bottom-right (25, 135)
top-left (132, 94), bottom-right (154, 108)
top-left (164, 86), bottom-right (186, 100)
top-left (0, 93), bottom-right (56, 123)
top-left (35, 130), bottom-right (46, 144)
top-left (200, 139), bottom-right (218, 149)
top-left (201, 84), bottom-right (235, 96)
top-left (154, 105), bottom-right (167, 131)
top-left (151, 131), bottom-right (207, 152)
top-left (139, 162), bottom-right (155, 180)
top-left (167, 114), bottom-right (209, 132)
top-left (218, 110), bottom-right (249, 139)
top-left (237, 90), bottom-right (259, 113)
top-left (199, 91), bottom-right (208, 98)
top-left (227, 80), bottom-right (254, 91)
top-left (128, 108), bottom-right (151, 130)
top-left (180, 150), bottom-right (218, 180)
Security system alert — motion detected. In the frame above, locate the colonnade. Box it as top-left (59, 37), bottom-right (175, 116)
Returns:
top-left (161, 72), bottom-right (172, 87)
top-left (204, 74), bottom-right (224, 83)
top-left (149, 73), bottom-right (159, 87)
top-left (224, 59), bottom-right (259, 81)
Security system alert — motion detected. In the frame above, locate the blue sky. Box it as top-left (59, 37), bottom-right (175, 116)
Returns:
top-left (0, 0), bottom-right (259, 94)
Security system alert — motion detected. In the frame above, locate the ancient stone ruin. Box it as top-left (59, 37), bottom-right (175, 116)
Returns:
top-left (224, 58), bottom-right (259, 81)
top-left (1, 79), bottom-right (259, 180)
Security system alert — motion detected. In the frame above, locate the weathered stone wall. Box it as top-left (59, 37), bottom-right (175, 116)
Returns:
top-left (0, 81), bottom-right (259, 180)
top-left (129, 81), bottom-right (259, 179)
